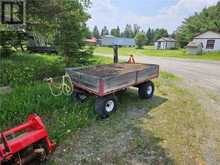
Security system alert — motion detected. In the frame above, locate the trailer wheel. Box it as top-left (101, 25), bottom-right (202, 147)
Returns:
top-left (95, 95), bottom-right (117, 119)
top-left (138, 81), bottom-right (154, 99)
top-left (72, 91), bottom-right (87, 103)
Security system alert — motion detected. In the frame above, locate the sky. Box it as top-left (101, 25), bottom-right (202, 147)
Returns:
top-left (87, 0), bottom-right (219, 33)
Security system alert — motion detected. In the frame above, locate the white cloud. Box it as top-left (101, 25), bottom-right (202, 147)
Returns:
top-left (87, 0), bottom-right (219, 33)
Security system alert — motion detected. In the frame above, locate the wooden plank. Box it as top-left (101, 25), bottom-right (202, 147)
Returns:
top-left (66, 64), bottom-right (159, 96)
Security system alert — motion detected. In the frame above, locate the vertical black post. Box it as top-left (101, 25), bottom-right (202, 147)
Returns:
top-left (113, 45), bottom-right (118, 63)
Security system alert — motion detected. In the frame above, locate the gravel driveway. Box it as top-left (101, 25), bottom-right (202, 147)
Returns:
top-left (97, 53), bottom-right (220, 94)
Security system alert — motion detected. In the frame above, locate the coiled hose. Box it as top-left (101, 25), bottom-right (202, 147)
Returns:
top-left (45, 73), bottom-right (73, 97)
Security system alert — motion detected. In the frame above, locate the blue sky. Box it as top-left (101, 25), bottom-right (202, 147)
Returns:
top-left (87, 0), bottom-right (219, 33)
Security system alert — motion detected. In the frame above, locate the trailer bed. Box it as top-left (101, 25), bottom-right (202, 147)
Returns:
top-left (66, 63), bottom-right (159, 96)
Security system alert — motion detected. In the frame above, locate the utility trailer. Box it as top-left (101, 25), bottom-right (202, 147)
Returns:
top-left (66, 63), bottom-right (159, 118)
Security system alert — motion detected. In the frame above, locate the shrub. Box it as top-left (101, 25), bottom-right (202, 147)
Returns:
top-left (135, 32), bottom-right (147, 49)
top-left (0, 83), bottom-right (96, 143)
top-left (0, 47), bottom-right (14, 58)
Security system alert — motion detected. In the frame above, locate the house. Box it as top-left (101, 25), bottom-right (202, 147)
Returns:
top-left (99, 35), bottom-right (135, 47)
top-left (84, 37), bottom-right (97, 46)
top-left (154, 37), bottom-right (176, 50)
top-left (188, 31), bottom-right (220, 53)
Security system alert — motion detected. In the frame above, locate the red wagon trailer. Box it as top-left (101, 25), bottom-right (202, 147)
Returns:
top-left (66, 63), bottom-right (159, 118)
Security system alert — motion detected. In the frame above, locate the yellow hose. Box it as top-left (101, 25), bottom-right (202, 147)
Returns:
top-left (46, 73), bottom-right (73, 97)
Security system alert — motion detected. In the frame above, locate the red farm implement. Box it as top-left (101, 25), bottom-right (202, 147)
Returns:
top-left (0, 114), bottom-right (55, 164)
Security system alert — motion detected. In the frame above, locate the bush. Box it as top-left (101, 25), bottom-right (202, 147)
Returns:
top-left (135, 32), bottom-right (147, 49)
top-left (0, 83), bottom-right (96, 143)
top-left (0, 47), bottom-right (14, 58)
top-left (0, 53), bottom-right (65, 86)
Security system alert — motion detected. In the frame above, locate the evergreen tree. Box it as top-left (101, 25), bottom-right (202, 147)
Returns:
top-left (123, 24), bottom-right (133, 38)
top-left (145, 28), bottom-right (154, 45)
top-left (101, 26), bottom-right (109, 36)
top-left (116, 26), bottom-right (121, 37)
top-left (153, 28), bottom-right (168, 41)
top-left (133, 24), bottom-right (140, 37)
top-left (92, 26), bottom-right (100, 39)
top-left (110, 28), bottom-right (118, 37)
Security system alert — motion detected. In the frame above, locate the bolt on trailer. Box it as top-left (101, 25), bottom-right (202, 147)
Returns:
top-left (65, 63), bottom-right (159, 118)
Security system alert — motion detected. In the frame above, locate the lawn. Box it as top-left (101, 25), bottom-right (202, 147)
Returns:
top-left (50, 69), bottom-right (218, 164)
top-left (1, 52), bottom-right (219, 164)
top-left (0, 53), bottom-right (112, 143)
top-left (94, 46), bottom-right (220, 61)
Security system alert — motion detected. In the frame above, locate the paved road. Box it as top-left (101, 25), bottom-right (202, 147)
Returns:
top-left (97, 53), bottom-right (220, 93)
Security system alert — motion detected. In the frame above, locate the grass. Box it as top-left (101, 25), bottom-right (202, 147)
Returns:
top-left (113, 71), bottom-right (209, 164)
top-left (0, 53), bottom-right (113, 143)
top-left (95, 46), bottom-right (220, 61)
top-left (50, 71), bottom-right (213, 164)
top-left (1, 52), bottom-right (216, 164)
top-left (0, 53), bottom-right (113, 87)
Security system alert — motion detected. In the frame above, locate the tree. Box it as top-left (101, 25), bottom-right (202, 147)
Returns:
top-left (116, 26), bottom-right (121, 37)
top-left (133, 24), bottom-right (140, 36)
top-left (101, 26), bottom-right (109, 36)
top-left (145, 28), bottom-right (154, 45)
top-left (54, 0), bottom-right (92, 65)
top-left (176, 2), bottom-right (220, 47)
top-left (135, 32), bottom-right (146, 49)
top-left (110, 28), bottom-right (118, 37)
top-left (153, 28), bottom-right (168, 41)
top-left (93, 26), bottom-right (100, 39)
top-left (122, 24), bottom-right (133, 38)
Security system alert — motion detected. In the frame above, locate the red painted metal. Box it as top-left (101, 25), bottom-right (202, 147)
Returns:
top-left (0, 114), bottom-right (55, 162)
top-left (98, 79), bottom-right (105, 96)
top-left (128, 55), bottom-right (136, 64)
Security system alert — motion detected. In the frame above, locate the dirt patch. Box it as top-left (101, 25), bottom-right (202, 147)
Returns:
top-left (50, 98), bottom-right (173, 165)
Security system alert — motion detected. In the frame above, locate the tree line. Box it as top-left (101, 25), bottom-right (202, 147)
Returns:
top-left (92, 25), bottom-right (170, 45)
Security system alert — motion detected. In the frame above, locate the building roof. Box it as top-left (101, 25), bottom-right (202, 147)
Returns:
top-left (194, 31), bottom-right (220, 39)
top-left (186, 41), bottom-right (202, 48)
top-left (156, 37), bottom-right (176, 42)
top-left (84, 37), bottom-right (97, 43)
top-left (102, 35), bottom-right (115, 38)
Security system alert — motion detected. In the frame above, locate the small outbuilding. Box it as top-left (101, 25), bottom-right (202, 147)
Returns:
top-left (186, 41), bottom-right (203, 55)
top-left (154, 37), bottom-right (176, 50)
top-left (189, 31), bottom-right (220, 53)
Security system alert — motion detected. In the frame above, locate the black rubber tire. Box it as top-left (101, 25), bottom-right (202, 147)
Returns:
top-left (138, 81), bottom-right (154, 99)
top-left (95, 95), bottom-right (117, 119)
top-left (71, 91), bottom-right (88, 103)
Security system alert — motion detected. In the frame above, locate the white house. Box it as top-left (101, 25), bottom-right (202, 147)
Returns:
top-left (190, 31), bottom-right (220, 52)
top-left (99, 35), bottom-right (135, 47)
top-left (155, 37), bottom-right (176, 50)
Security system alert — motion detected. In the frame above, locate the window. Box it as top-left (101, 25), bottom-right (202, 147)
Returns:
top-left (206, 40), bottom-right (215, 49)
top-left (1, 1), bottom-right (24, 24)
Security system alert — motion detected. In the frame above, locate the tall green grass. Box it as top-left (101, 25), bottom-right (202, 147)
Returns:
top-left (0, 83), bottom-right (96, 143)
